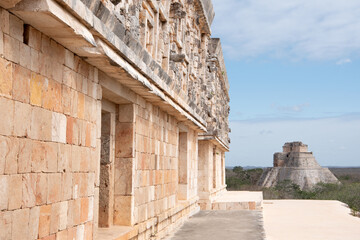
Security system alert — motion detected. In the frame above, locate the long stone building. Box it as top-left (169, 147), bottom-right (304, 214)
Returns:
top-left (0, 0), bottom-right (230, 239)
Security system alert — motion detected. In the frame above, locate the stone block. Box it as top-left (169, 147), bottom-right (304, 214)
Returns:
top-left (72, 173), bottom-right (81, 199)
top-left (84, 221), bottom-right (93, 240)
top-left (78, 92), bottom-right (85, 119)
top-left (91, 123), bottom-right (97, 148)
top-left (31, 141), bottom-right (46, 173)
top-left (87, 196), bottom-right (94, 222)
top-left (39, 53), bottom-right (51, 79)
top-left (84, 95), bottom-right (92, 121)
top-left (58, 144), bottom-right (72, 173)
top-left (30, 48), bottom-right (40, 73)
top-left (29, 206), bottom-right (40, 240)
top-left (30, 107), bottom-right (52, 141)
top-left (0, 9), bottom-right (9, 34)
top-left (59, 201), bottom-right (68, 231)
top-left (52, 112), bottom-right (67, 143)
top-left (75, 73), bottom-right (83, 93)
top-left (51, 62), bottom-right (63, 84)
top-left (0, 30), bottom-right (3, 57)
top-left (17, 138), bottom-right (32, 173)
top-left (45, 142), bottom-right (58, 173)
top-left (114, 195), bottom-right (134, 226)
top-left (61, 172), bottom-right (72, 201)
top-left (0, 136), bottom-right (18, 174)
top-left (85, 122), bottom-right (91, 147)
top-left (8, 174), bottom-right (22, 210)
top-left (0, 211), bottom-right (12, 239)
top-left (22, 173), bottom-right (37, 208)
top-left (41, 34), bottom-right (51, 55)
top-left (0, 175), bottom-right (8, 210)
top-left (79, 173), bottom-right (88, 197)
top-left (19, 42), bottom-right (31, 69)
top-left (66, 116), bottom-right (74, 144)
top-left (63, 66), bottom-right (76, 89)
top-left (80, 147), bottom-right (90, 172)
top-left (81, 76), bottom-right (88, 95)
top-left (47, 173), bottom-right (61, 204)
top-left (71, 89), bottom-right (79, 118)
top-left (71, 145), bottom-right (81, 173)
top-left (12, 208), bottom-right (29, 240)
top-left (77, 119), bottom-right (85, 147)
top-left (30, 72), bottom-right (44, 106)
top-left (115, 122), bottom-right (135, 158)
top-left (118, 104), bottom-right (135, 123)
top-left (42, 78), bottom-right (62, 112)
top-left (0, 57), bottom-right (12, 98)
top-left (36, 173), bottom-right (47, 205)
top-left (61, 85), bottom-right (71, 115)
top-left (50, 39), bottom-right (65, 65)
top-left (39, 204), bottom-right (52, 238)
top-left (9, 14), bottom-right (23, 42)
top-left (14, 101), bottom-right (32, 137)
top-left (249, 201), bottom-right (256, 210)
top-left (80, 197), bottom-right (89, 223)
top-left (40, 234), bottom-right (56, 240)
top-left (67, 227), bottom-right (76, 239)
top-left (65, 49), bottom-right (74, 69)
top-left (56, 230), bottom-right (68, 240)
top-left (76, 224), bottom-right (85, 240)
top-left (24, 25), bottom-right (41, 51)
top-left (137, 203), bottom-right (148, 223)
top-left (114, 158), bottom-right (134, 195)
top-left (4, 34), bottom-right (20, 63)
top-left (50, 202), bottom-right (60, 234)
top-left (68, 199), bottom-right (81, 227)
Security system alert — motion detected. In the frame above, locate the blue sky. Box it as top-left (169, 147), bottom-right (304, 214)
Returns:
top-left (211, 0), bottom-right (360, 167)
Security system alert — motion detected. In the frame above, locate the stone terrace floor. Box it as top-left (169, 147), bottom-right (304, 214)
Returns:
top-left (167, 199), bottom-right (360, 240)
top-left (263, 200), bottom-right (360, 240)
top-left (167, 210), bottom-right (265, 240)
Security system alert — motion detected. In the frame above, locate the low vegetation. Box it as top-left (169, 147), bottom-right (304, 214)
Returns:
top-left (226, 167), bottom-right (360, 216)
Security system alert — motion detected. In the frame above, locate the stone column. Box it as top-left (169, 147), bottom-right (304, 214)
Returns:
top-left (113, 104), bottom-right (136, 226)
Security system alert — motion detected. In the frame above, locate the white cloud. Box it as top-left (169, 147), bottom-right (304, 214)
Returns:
top-left (259, 129), bottom-right (273, 135)
top-left (272, 103), bottom-right (310, 113)
top-left (336, 58), bottom-right (352, 65)
top-left (212, 0), bottom-right (360, 60)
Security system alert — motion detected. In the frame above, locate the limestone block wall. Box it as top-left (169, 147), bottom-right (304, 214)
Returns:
top-left (198, 140), bottom-right (226, 210)
top-left (0, 0), bottom-right (231, 238)
top-left (133, 103), bottom-right (179, 224)
top-left (0, 8), bottom-right (101, 239)
top-left (96, 92), bottom-right (201, 239)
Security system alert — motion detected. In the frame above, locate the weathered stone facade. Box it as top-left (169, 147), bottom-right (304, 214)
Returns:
top-left (0, 0), bottom-right (229, 239)
top-left (258, 142), bottom-right (339, 190)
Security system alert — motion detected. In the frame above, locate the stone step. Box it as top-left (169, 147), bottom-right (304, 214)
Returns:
top-left (211, 191), bottom-right (263, 210)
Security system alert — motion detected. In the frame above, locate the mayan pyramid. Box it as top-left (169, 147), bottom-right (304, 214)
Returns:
top-left (258, 142), bottom-right (339, 190)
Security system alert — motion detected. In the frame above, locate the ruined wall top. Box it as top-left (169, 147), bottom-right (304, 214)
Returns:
top-left (274, 142), bottom-right (318, 168)
top-left (6, 0), bottom-right (228, 134)
top-left (282, 141), bottom-right (308, 153)
top-left (71, 0), bottom-right (224, 128)
top-left (203, 38), bottom-right (230, 147)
